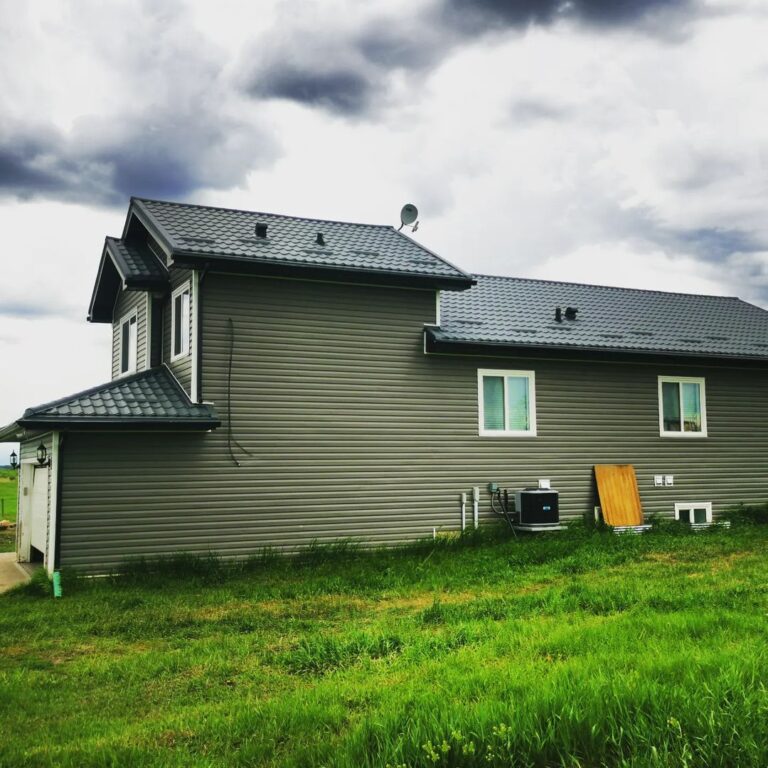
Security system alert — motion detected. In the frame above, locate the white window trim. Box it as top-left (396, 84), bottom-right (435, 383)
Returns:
top-left (171, 281), bottom-right (191, 362)
top-left (674, 502), bottom-right (713, 524)
top-left (658, 376), bottom-right (708, 438)
top-left (118, 309), bottom-right (138, 377)
top-left (477, 369), bottom-right (537, 437)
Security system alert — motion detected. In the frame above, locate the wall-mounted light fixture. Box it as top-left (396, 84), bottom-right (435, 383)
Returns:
top-left (36, 442), bottom-right (50, 467)
top-left (10, 451), bottom-right (18, 470)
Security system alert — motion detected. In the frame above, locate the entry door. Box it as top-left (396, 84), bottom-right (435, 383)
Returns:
top-left (30, 466), bottom-right (49, 554)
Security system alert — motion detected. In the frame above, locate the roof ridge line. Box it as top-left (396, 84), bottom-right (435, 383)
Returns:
top-left (393, 229), bottom-right (474, 281)
top-left (132, 196), bottom-right (393, 230)
top-left (471, 273), bottom-right (739, 301)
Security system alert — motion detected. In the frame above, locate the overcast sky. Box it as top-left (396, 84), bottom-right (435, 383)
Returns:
top-left (1, 0), bottom-right (768, 461)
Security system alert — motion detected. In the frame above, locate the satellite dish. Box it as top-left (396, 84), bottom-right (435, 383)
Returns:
top-left (398, 203), bottom-right (419, 231)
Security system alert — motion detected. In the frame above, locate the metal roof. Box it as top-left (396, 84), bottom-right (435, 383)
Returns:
top-left (105, 236), bottom-right (167, 284)
top-left (432, 275), bottom-right (768, 360)
top-left (0, 367), bottom-right (219, 437)
top-left (131, 198), bottom-right (473, 287)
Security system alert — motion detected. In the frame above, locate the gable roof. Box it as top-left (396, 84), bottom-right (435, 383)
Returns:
top-left (128, 197), bottom-right (474, 290)
top-left (0, 367), bottom-right (219, 440)
top-left (431, 275), bottom-right (768, 361)
top-left (88, 237), bottom-right (169, 322)
top-left (105, 237), bottom-right (167, 283)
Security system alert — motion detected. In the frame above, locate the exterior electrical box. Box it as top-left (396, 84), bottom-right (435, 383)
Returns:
top-left (514, 488), bottom-right (559, 527)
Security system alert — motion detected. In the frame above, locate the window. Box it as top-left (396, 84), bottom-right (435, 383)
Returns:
top-left (172, 283), bottom-right (191, 360)
top-left (658, 376), bottom-right (707, 437)
top-left (675, 502), bottom-right (713, 525)
top-left (478, 369), bottom-right (536, 436)
top-left (119, 313), bottom-right (137, 375)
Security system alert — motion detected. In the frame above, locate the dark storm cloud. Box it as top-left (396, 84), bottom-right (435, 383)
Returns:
top-left (0, 111), bottom-right (277, 206)
top-left (249, 66), bottom-right (372, 115)
top-left (439, 0), bottom-right (689, 31)
top-left (0, 135), bottom-right (78, 197)
top-left (242, 17), bottom-right (448, 117)
top-left (242, 0), bottom-right (693, 118)
top-left (672, 227), bottom-right (760, 263)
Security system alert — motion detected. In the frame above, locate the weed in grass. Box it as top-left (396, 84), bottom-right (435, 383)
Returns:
top-left (280, 632), bottom-right (404, 675)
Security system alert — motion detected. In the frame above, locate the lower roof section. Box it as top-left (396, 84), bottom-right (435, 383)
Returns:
top-left (435, 274), bottom-right (768, 362)
top-left (0, 366), bottom-right (219, 440)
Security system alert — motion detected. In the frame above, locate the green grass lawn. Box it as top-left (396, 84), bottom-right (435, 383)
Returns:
top-left (1, 525), bottom-right (767, 767)
top-left (0, 468), bottom-right (17, 552)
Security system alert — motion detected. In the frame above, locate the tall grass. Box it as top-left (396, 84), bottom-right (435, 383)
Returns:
top-left (0, 524), bottom-right (766, 767)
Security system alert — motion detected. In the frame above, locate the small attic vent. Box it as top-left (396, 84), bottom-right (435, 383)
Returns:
top-left (179, 235), bottom-right (216, 245)
top-left (255, 222), bottom-right (268, 238)
top-left (564, 306), bottom-right (578, 320)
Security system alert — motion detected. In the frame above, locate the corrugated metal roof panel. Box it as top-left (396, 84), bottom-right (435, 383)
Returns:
top-left (435, 274), bottom-right (768, 359)
top-left (133, 198), bottom-right (472, 284)
top-left (18, 367), bottom-right (219, 428)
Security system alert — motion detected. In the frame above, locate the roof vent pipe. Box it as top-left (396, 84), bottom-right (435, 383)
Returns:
top-left (554, 307), bottom-right (562, 323)
top-left (565, 306), bottom-right (579, 320)
top-left (316, 232), bottom-right (325, 246)
top-left (255, 222), bottom-right (268, 238)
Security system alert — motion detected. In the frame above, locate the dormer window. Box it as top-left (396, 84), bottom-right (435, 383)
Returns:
top-left (172, 282), bottom-right (191, 360)
top-left (119, 312), bottom-right (138, 375)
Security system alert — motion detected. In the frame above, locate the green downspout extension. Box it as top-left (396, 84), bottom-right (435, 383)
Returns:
top-left (52, 570), bottom-right (62, 598)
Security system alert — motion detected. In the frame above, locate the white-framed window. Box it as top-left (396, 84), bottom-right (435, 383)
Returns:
top-left (171, 282), bottom-right (191, 360)
top-left (119, 311), bottom-right (138, 375)
top-left (658, 376), bottom-right (707, 437)
top-left (477, 369), bottom-right (537, 437)
top-left (674, 502), bottom-right (713, 525)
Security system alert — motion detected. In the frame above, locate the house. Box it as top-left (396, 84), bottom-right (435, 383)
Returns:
top-left (3, 197), bottom-right (768, 574)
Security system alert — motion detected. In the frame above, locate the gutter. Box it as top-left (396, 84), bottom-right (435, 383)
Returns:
top-left (424, 329), bottom-right (768, 367)
top-left (53, 432), bottom-right (63, 571)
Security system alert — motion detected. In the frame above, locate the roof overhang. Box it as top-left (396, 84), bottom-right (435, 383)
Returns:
top-left (0, 421), bottom-right (23, 442)
top-left (425, 328), bottom-right (768, 367)
top-left (15, 417), bottom-right (220, 432)
top-left (88, 237), bottom-right (169, 323)
top-left (172, 250), bottom-right (476, 292)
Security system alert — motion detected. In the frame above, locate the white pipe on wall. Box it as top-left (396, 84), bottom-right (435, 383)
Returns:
top-left (472, 486), bottom-right (479, 529)
top-left (460, 492), bottom-right (467, 531)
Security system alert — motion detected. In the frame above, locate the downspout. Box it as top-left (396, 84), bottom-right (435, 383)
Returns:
top-left (52, 432), bottom-right (64, 572)
top-left (195, 265), bottom-right (210, 403)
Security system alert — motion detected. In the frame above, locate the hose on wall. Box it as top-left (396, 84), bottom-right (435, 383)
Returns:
top-left (227, 317), bottom-right (253, 467)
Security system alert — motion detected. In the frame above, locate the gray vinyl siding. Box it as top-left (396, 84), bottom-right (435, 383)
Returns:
top-left (162, 268), bottom-right (193, 395)
top-left (59, 275), bottom-right (768, 571)
top-left (111, 290), bottom-right (149, 379)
